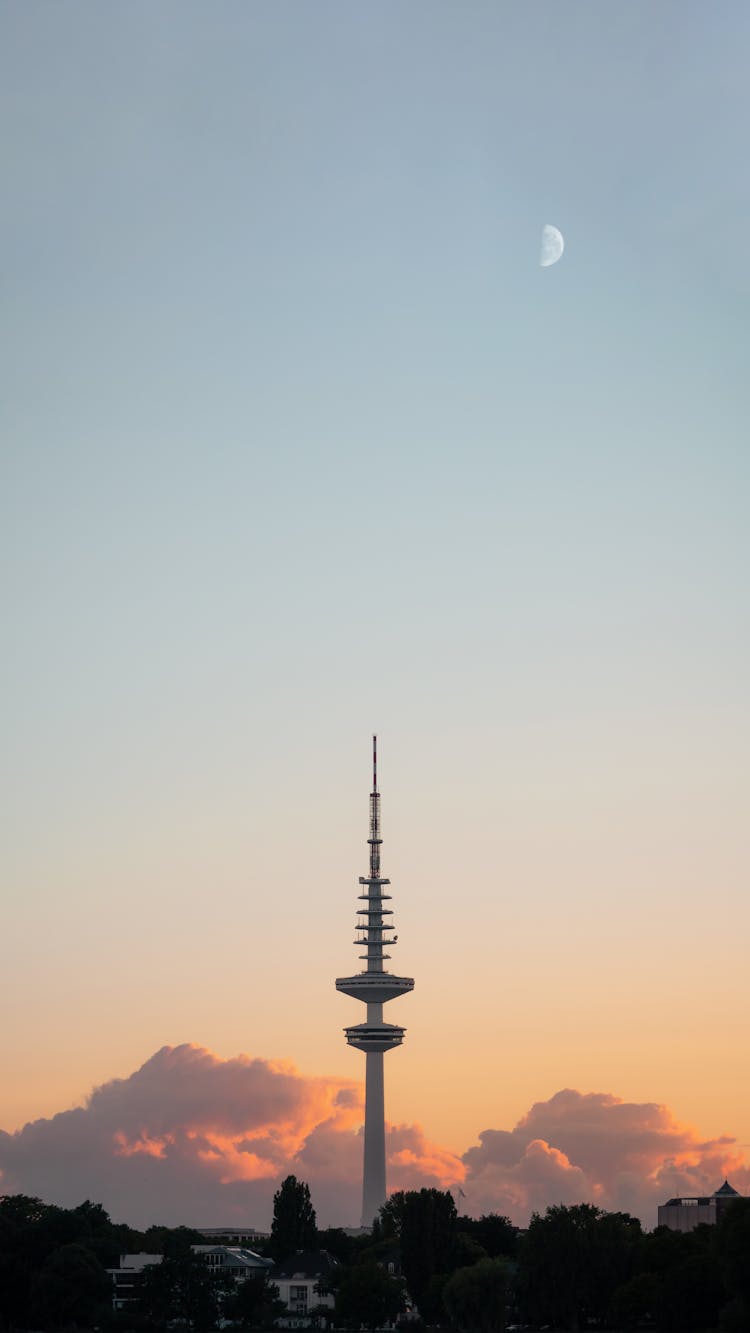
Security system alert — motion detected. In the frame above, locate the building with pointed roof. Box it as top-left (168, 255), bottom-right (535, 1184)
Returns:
top-left (657, 1180), bottom-right (744, 1232)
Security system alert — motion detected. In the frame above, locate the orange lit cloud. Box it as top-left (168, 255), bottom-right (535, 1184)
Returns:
top-left (387, 1122), bottom-right (465, 1192)
top-left (0, 1045), bottom-right (458, 1228)
top-left (0, 1053), bottom-right (747, 1229)
top-left (462, 1088), bottom-right (750, 1223)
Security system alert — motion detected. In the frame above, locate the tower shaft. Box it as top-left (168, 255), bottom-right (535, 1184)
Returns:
top-left (362, 1051), bottom-right (385, 1227)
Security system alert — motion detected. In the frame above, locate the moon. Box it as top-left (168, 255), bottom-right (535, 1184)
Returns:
top-left (539, 224), bottom-right (564, 267)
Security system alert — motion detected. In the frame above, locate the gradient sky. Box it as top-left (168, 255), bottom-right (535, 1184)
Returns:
top-left (2, 2), bottom-right (749, 1226)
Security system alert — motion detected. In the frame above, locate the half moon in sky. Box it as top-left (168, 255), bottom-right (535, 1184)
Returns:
top-left (540, 224), bottom-right (564, 267)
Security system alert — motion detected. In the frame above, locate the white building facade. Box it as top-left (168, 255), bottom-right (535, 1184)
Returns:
top-left (272, 1250), bottom-right (338, 1327)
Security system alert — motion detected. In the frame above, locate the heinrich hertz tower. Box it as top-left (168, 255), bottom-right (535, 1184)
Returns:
top-left (336, 738), bottom-right (414, 1227)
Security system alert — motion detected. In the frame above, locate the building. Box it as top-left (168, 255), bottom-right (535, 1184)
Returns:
top-left (336, 738), bottom-right (414, 1227)
top-left (192, 1245), bottom-right (274, 1278)
top-left (108, 1245), bottom-right (272, 1312)
top-left (658, 1179), bottom-right (743, 1232)
top-left (198, 1225), bottom-right (270, 1246)
top-left (110, 1253), bottom-right (162, 1312)
top-left (272, 1249), bottom-right (339, 1327)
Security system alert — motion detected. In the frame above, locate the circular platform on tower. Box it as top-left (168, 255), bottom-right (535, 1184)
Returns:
top-left (335, 973), bottom-right (414, 1005)
top-left (344, 1021), bottom-right (406, 1052)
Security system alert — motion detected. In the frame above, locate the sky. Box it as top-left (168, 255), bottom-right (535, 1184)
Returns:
top-left (1, 1), bottom-right (749, 1230)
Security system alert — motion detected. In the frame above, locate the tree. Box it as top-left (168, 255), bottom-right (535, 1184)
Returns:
top-left (459, 1214), bottom-right (518, 1261)
top-left (317, 1226), bottom-right (365, 1266)
top-left (0, 1194), bottom-right (43, 1222)
top-left (143, 1223), bottom-right (207, 1256)
top-left (223, 1274), bottom-right (286, 1328)
top-left (590, 1209), bottom-right (643, 1319)
top-left (451, 1231), bottom-right (489, 1269)
top-left (379, 1189), bottom-right (459, 1320)
top-left (71, 1198), bottom-right (146, 1267)
top-left (138, 1250), bottom-right (232, 1330)
top-left (638, 1222), bottom-right (690, 1277)
top-left (29, 1241), bottom-right (112, 1328)
top-left (269, 1175), bottom-right (317, 1262)
top-left (335, 1262), bottom-right (406, 1330)
top-left (0, 1195), bottom-right (48, 1327)
top-left (718, 1197), bottom-right (750, 1322)
top-left (608, 1272), bottom-right (661, 1330)
top-left (658, 1252), bottom-right (724, 1332)
top-left (443, 1257), bottom-right (510, 1333)
top-left (618, 1219), bottom-right (735, 1333)
top-left (520, 1204), bottom-right (641, 1331)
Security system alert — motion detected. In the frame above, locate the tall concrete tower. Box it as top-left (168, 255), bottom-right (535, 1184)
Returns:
top-left (336, 738), bottom-right (414, 1228)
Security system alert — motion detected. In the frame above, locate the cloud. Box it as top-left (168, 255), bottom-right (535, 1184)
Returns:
top-left (0, 1045), bottom-right (460, 1229)
top-left (462, 1088), bottom-right (750, 1224)
top-left (387, 1122), bottom-right (466, 1192)
top-left (1, 1053), bottom-right (747, 1230)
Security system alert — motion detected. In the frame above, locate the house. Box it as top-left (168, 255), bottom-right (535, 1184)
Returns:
top-left (272, 1249), bottom-right (339, 1327)
top-left (108, 1245), bottom-right (272, 1311)
top-left (191, 1245), bottom-right (274, 1280)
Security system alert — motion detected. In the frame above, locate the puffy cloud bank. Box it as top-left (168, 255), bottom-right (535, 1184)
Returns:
top-left (0, 1045), bottom-right (460, 1228)
top-left (462, 1088), bottom-right (750, 1223)
top-left (0, 1049), bottom-right (747, 1229)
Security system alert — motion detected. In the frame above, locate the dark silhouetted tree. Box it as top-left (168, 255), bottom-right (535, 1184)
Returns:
top-left (223, 1273), bottom-right (286, 1327)
top-left (608, 1271), bottom-right (661, 1330)
top-left (380, 1188), bottom-right (458, 1319)
top-left (317, 1226), bottom-right (364, 1265)
top-left (0, 1195), bottom-right (47, 1327)
top-left (29, 1241), bottom-right (111, 1328)
top-left (143, 1223), bottom-right (207, 1256)
top-left (138, 1249), bottom-right (232, 1330)
top-left (521, 1203), bottom-right (641, 1331)
top-left (335, 1262), bottom-right (406, 1330)
top-left (718, 1196), bottom-right (750, 1327)
top-left (659, 1251), bottom-right (724, 1331)
top-left (443, 1256), bottom-right (510, 1332)
top-left (630, 1219), bottom-right (725, 1332)
top-left (269, 1175), bottom-right (317, 1262)
top-left (459, 1213), bottom-right (519, 1261)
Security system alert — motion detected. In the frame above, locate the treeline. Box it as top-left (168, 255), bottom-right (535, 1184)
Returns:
top-left (0, 1195), bottom-right (213, 1329)
top-left (1, 1185), bottom-right (749, 1331)
top-left (366, 1190), bottom-right (750, 1331)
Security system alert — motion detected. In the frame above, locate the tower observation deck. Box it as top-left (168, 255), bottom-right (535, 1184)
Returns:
top-left (335, 737), bottom-right (414, 1227)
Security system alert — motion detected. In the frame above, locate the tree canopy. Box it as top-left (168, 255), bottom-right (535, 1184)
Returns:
top-left (521, 1203), bottom-right (642, 1331)
top-left (443, 1255), bottom-right (511, 1333)
top-left (268, 1174), bottom-right (318, 1262)
top-left (335, 1261), bottom-right (405, 1330)
top-left (138, 1248), bottom-right (234, 1330)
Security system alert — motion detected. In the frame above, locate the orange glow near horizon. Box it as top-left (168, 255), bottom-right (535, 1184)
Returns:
top-left (3, 1044), bottom-right (748, 1230)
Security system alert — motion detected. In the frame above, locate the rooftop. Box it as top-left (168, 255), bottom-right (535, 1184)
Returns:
top-left (661, 1180), bottom-right (744, 1207)
top-left (273, 1249), bottom-right (340, 1280)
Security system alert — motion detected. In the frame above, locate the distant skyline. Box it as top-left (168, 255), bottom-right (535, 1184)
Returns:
top-left (2, 2), bottom-right (749, 1227)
